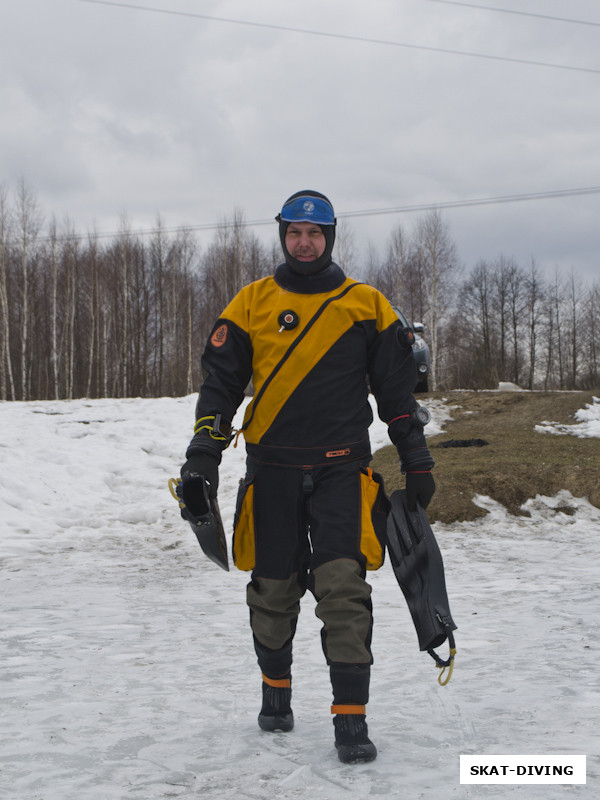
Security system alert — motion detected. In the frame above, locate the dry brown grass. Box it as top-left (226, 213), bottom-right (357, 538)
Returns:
top-left (372, 390), bottom-right (600, 523)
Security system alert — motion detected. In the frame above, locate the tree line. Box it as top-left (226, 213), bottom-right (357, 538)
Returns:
top-left (1, 181), bottom-right (598, 401)
top-left (360, 213), bottom-right (599, 392)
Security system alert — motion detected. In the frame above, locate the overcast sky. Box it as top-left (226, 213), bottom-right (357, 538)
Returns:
top-left (2, 0), bottom-right (599, 284)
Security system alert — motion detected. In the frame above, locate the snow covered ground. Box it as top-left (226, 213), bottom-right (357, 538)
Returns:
top-left (1, 393), bottom-right (598, 799)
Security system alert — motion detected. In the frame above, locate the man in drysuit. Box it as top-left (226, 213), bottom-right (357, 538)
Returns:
top-left (180, 190), bottom-right (435, 763)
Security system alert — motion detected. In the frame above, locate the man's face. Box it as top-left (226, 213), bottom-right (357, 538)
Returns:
top-left (285, 222), bottom-right (326, 262)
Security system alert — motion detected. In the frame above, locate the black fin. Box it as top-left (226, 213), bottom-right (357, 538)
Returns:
top-left (386, 490), bottom-right (456, 651)
top-left (180, 477), bottom-right (230, 571)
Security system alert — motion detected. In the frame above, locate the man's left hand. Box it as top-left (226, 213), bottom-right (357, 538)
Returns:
top-left (405, 471), bottom-right (435, 511)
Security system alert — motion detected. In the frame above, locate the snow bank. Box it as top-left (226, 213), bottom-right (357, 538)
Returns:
top-left (535, 396), bottom-right (600, 438)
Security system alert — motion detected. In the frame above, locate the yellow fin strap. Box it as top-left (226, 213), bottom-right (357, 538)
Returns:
top-left (331, 704), bottom-right (366, 715)
top-left (436, 648), bottom-right (456, 686)
top-left (168, 477), bottom-right (184, 508)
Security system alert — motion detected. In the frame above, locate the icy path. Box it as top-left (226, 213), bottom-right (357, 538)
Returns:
top-left (1, 396), bottom-right (598, 799)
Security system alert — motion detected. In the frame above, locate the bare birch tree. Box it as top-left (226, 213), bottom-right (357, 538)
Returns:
top-left (524, 258), bottom-right (545, 390)
top-left (47, 219), bottom-right (61, 399)
top-left (506, 262), bottom-right (526, 385)
top-left (581, 282), bottom-right (599, 387)
top-left (0, 185), bottom-right (16, 400)
top-left (15, 180), bottom-right (42, 400)
top-left (414, 210), bottom-right (459, 390)
top-left (385, 224), bottom-right (409, 306)
top-left (464, 260), bottom-right (496, 387)
top-left (492, 255), bottom-right (518, 381)
top-left (334, 219), bottom-right (358, 274)
top-left (566, 269), bottom-right (583, 389)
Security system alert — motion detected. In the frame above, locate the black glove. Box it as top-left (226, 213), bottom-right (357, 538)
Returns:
top-left (405, 471), bottom-right (435, 511)
top-left (180, 453), bottom-right (219, 501)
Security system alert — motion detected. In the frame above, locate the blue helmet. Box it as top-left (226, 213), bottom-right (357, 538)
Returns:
top-left (278, 192), bottom-right (336, 226)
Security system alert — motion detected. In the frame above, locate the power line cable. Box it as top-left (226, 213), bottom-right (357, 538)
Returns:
top-left (336, 185), bottom-right (600, 218)
top-left (424, 0), bottom-right (600, 29)
top-left (52, 185), bottom-right (600, 241)
top-left (79, 0), bottom-right (600, 75)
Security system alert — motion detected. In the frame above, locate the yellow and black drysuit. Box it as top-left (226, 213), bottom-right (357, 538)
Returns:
top-left (186, 261), bottom-right (434, 709)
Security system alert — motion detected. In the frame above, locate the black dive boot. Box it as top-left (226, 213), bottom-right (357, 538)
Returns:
top-left (257, 677), bottom-right (294, 732)
top-left (333, 714), bottom-right (377, 763)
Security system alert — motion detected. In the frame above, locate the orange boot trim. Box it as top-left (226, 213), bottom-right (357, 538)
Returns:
top-left (261, 672), bottom-right (291, 689)
top-left (331, 704), bottom-right (366, 715)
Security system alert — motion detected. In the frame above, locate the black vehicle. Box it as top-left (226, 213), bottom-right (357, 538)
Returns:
top-left (392, 307), bottom-right (430, 392)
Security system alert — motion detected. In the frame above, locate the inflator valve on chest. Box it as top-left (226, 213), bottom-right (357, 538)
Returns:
top-left (278, 310), bottom-right (299, 333)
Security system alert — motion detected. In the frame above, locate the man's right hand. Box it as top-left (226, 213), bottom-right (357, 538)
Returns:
top-left (180, 453), bottom-right (219, 500)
